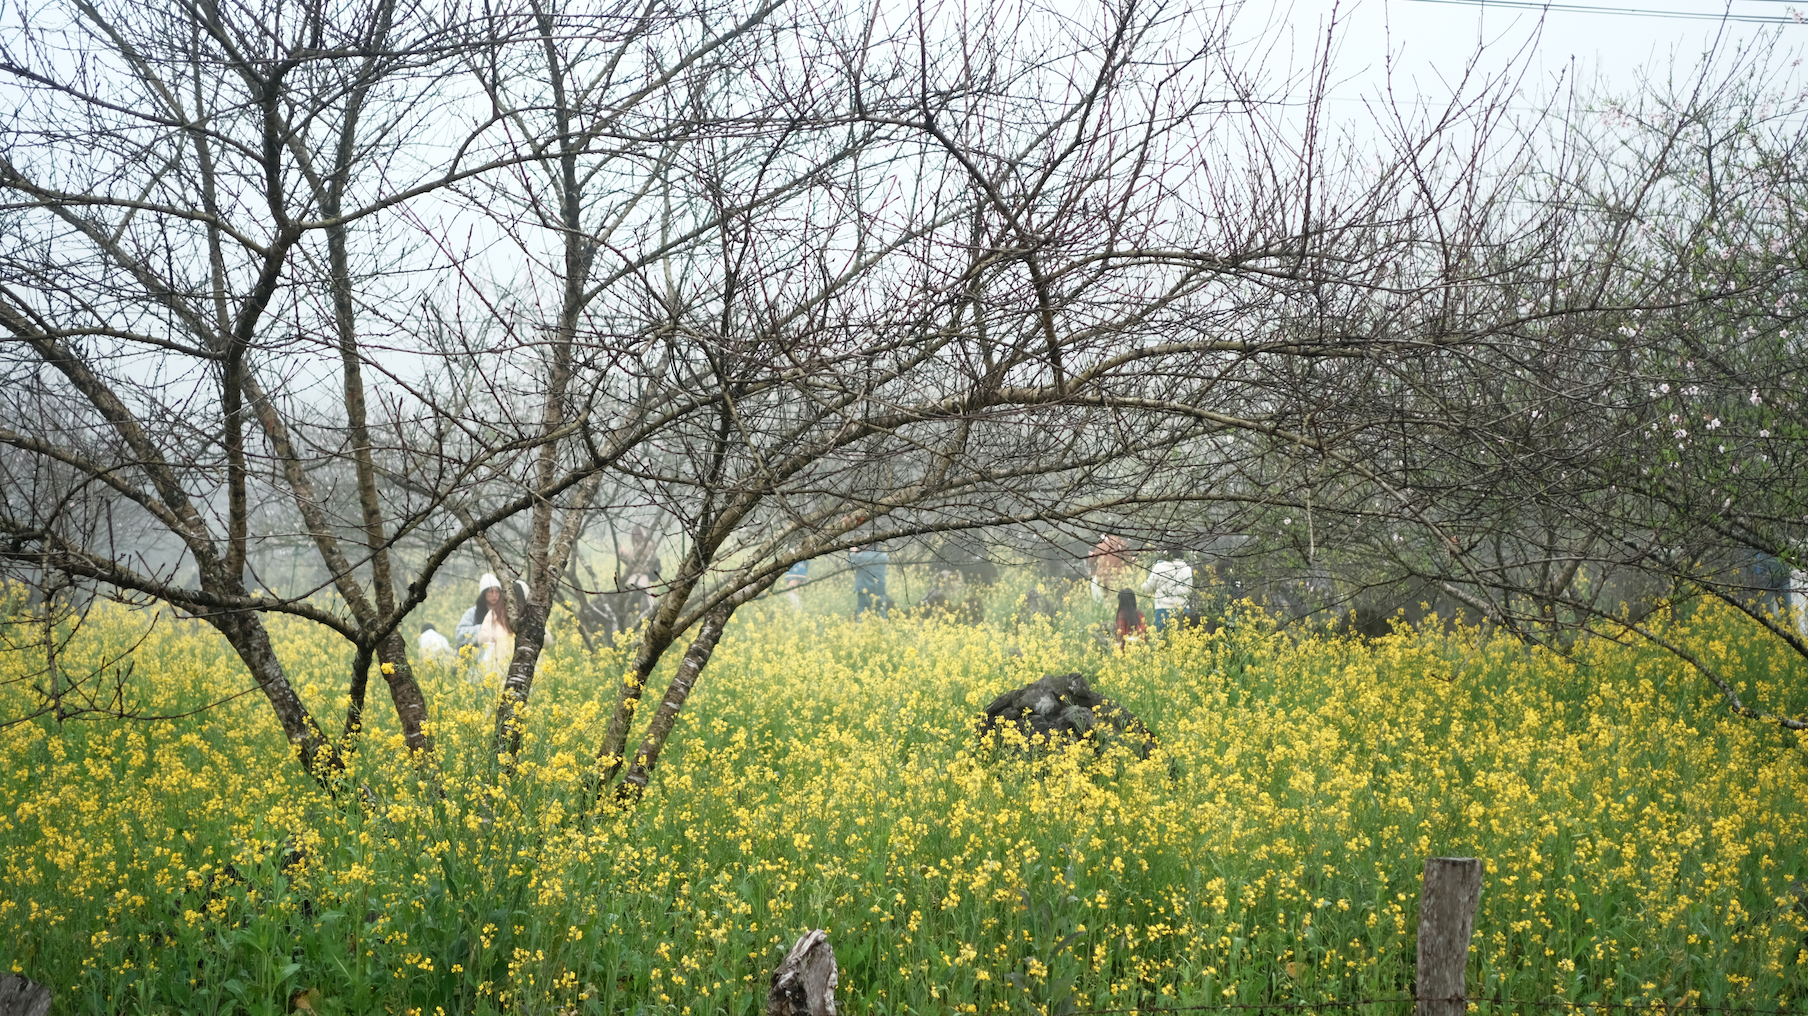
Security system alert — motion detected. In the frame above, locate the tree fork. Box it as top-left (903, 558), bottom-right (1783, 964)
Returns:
top-left (594, 564), bottom-right (709, 787)
top-left (489, 471), bottom-right (604, 759)
top-left (212, 611), bottom-right (340, 785)
top-left (594, 613), bottom-right (680, 790)
top-left (375, 630), bottom-right (433, 756)
top-left (617, 606), bottom-right (730, 803)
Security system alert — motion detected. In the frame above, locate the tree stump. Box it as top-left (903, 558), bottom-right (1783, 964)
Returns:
top-left (978, 672), bottom-right (1156, 759)
top-left (768, 930), bottom-right (838, 1016)
top-left (0, 975), bottom-right (51, 1016)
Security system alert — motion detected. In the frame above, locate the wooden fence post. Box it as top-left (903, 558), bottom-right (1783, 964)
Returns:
top-left (0, 975), bottom-right (51, 1016)
top-left (768, 929), bottom-right (838, 1016)
top-left (1417, 857), bottom-right (1483, 1016)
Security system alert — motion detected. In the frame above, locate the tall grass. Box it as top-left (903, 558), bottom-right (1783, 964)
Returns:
top-left (1, 584), bottom-right (1804, 1015)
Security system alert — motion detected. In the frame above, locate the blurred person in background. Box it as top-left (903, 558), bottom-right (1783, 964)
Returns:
top-left (418, 623), bottom-right (453, 663)
top-left (784, 557), bottom-right (809, 610)
top-left (1143, 548), bottom-right (1194, 631)
top-left (850, 543), bottom-right (890, 620)
top-left (1792, 565), bottom-right (1808, 638)
top-left (1090, 533), bottom-right (1134, 601)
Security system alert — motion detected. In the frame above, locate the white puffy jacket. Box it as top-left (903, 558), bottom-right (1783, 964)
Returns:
top-left (1142, 559), bottom-right (1194, 610)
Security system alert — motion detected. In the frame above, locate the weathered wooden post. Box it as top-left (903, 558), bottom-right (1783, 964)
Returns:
top-left (768, 929), bottom-right (838, 1016)
top-left (1417, 857), bottom-right (1483, 1016)
top-left (0, 975), bottom-right (51, 1016)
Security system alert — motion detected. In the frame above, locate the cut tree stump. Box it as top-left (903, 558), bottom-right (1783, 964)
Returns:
top-left (768, 929), bottom-right (838, 1016)
top-left (1417, 856), bottom-right (1484, 1016)
top-left (0, 975), bottom-right (51, 1016)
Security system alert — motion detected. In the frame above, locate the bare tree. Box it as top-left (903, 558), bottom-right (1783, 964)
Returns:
top-left (0, 0), bottom-right (696, 774)
top-left (0, 0), bottom-right (483, 771)
top-left (536, 0), bottom-right (1628, 801)
top-left (1207, 42), bottom-right (1808, 727)
top-left (430, 0), bottom-right (803, 759)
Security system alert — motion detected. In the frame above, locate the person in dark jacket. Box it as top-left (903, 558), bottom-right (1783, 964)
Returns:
top-left (850, 543), bottom-right (890, 619)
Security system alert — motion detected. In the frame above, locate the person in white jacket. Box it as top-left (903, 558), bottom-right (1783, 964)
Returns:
top-left (1142, 548), bottom-right (1193, 631)
top-left (454, 573), bottom-right (515, 674)
top-left (417, 623), bottom-right (454, 663)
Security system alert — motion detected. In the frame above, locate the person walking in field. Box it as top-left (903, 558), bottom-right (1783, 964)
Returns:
top-left (1114, 588), bottom-right (1148, 647)
top-left (1142, 547), bottom-right (1193, 631)
top-left (455, 573), bottom-right (516, 672)
top-left (849, 543), bottom-right (890, 620)
top-left (784, 558), bottom-right (809, 610)
top-left (1089, 533), bottom-right (1134, 601)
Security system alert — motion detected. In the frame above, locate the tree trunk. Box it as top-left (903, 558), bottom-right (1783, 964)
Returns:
top-left (594, 600), bottom-right (688, 788)
top-left (492, 600), bottom-right (552, 759)
top-left (768, 931), bottom-right (838, 1016)
top-left (343, 644), bottom-right (373, 741)
top-left (375, 630), bottom-right (432, 755)
top-left (618, 607), bottom-right (730, 803)
top-left (211, 612), bottom-right (337, 781)
top-left (490, 472), bottom-right (604, 759)
top-left (243, 373), bottom-right (433, 758)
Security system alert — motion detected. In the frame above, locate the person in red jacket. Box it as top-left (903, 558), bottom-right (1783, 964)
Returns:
top-left (1114, 588), bottom-right (1148, 646)
top-left (1090, 533), bottom-right (1135, 601)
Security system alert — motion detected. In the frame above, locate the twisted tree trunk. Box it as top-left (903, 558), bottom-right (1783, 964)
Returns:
top-left (617, 606), bottom-right (730, 802)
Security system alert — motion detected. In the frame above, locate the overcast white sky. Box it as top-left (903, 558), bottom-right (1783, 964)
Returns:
top-left (1281, 0), bottom-right (1806, 108)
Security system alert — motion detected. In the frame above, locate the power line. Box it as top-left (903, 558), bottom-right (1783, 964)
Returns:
top-left (1404, 0), bottom-right (1808, 23)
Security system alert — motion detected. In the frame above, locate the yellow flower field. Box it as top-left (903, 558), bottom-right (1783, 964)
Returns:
top-left (1, 588), bottom-right (1805, 1015)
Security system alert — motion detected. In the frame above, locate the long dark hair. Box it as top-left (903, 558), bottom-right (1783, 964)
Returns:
top-left (1116, 588), bottom-right (1140, 628)
top-left (473, 586), bottom-right (510, 633)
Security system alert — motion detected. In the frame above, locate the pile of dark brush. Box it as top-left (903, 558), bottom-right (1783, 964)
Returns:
top-left (978, 672), bottom-right (1156, 759)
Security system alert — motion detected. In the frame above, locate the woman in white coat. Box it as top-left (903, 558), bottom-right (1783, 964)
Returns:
top-left (454, 573), bottom-right (515, 673)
